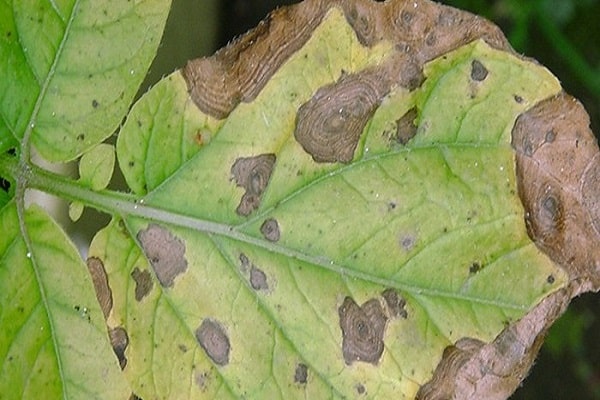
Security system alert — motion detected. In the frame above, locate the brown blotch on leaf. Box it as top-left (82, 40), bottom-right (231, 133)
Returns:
top-left (195, 318), bottom-right (231, 366)
top-left (182, 0), bottom-right (511, 122)
top-left (109, 326), bottom-right (129, 370)
top-left (338, 296), bottom-right (387, 365)
top-left (131, 267), bottom-right (153, 301)
top-left (294, 363), bottom-right (308, 384)
top-left (181, 1), bottom-right (326, 119)
top-left (260, 218), bottom-right (281, 242)
top-left (239, 253), bottom-right (250, 272)
top-left (86, 257), bottom-right (112, 320)
top-left (231, 154), bottom-right (276, 216)
top-left (470, 59), bottom-right (488, 81)
top-left (381, 288), bottom-right (408, 319)
top-left (295, 70), bottom-right (390, 163)
top-left (394, 107), bottom-right (418, 145)
top-left (250, 265), bottom-right (269, 291)
top-left (137, 224), bottom-right (188, 288)
top-left (416, 290), bottom-right (570, 400)
top-left (512, 92), bottom-right (600, 284)
top-left (356, 383), bottom-right (367, 395)
top-left (343, 2), bottom-right (377, 46)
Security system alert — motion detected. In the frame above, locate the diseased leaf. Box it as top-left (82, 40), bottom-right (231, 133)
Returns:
top-left (106, 2), bottom-right (582, 398)
top-left (0, 0), bottom-right (171, 162)
top-left (2, 0), bottom-right (599, 399)
top-left (0, 203), bottom-right (129, 399)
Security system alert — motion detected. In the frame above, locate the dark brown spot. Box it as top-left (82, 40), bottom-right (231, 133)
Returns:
top-left (344, 4), bottom-right (376, 46)
top-left (0, 177), bottom-right (10, 192)
top-left (294, 363), bottom-right (308, 384)
top-left (469, 262), bottom-right (481, 274)
top-left (394, 107), bottom-right (418, 145)
top-left (514, 95), bottom-right (524, 103)
top-left (239, 253), bottom-right (250, 272)
top-left (129, 393), bottom-right (142, 400)
top-left (260, 218), bottom-right (280, 242)
top-left (109, 326), bottom-right (129, 370)
top-left (92, 99), bottom-right (99, 108)
top-left (399, 234), bottom-right (416, 251)
top-left (381, 288), bottom-right (407, 319)
top-left (195, 318), bottom-right (230, 366)
top-left (356, 383), bottom-right (366, 395)
top-left (86, 257), bottom-right (113, 320)
top-left (470, 59), bottom-right (488, 81)
top-left (338, 297), bottom-right (387, 365)
top-left (137, 224), bottom-right (188, 288)
top-left (547, 274), bottom-right (555, 284)
top-left (231, 154), bottom-right (276, 216)
top-left (294, 70), bottom-right (390, 163)
top-left (250, 265), bottom-right (269, 291)
top-left (131, 267), bottom-right (153, 301)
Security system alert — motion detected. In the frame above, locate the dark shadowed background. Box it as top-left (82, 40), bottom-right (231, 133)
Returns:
top-left (104, 1), bottom-right (600, 398)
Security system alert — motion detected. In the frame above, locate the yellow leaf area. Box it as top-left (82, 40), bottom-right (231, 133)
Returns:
top-left (106, 6), bottom-right (565, 399)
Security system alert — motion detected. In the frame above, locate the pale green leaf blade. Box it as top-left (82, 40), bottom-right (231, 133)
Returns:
top-left (0, 202), bottom-right (129, 399)
top-left (0, 0), bottom-right (171, 162)
top-left (116, 73), bottom-right (223, 194)
top-left (79, 143), bottom-right (115, 191)
top-left (109, 7), bottom-right (569, 399)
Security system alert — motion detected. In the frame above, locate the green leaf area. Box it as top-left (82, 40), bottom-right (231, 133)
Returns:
top-left (0, 0), bottom-right (170, 161)
top-left (107, 9), bottom-right (565, 399)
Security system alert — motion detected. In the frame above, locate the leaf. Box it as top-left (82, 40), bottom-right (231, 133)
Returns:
top-left (79, 143), bottom-right (115, 191)
top-left (106, 3), bottom-right (574, 398)
top-left (0, 0), bottom-right (171, 162)
top-left (0, 202), bottom-right (129, 399)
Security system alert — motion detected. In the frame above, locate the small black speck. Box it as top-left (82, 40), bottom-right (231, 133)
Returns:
top-left (514, 95), bottom-right (524, 103)
top-left (547, 274), bottom-right (555, 284)
top-left (7, 148), bottom-right (16, 156)
top-left (128, 161), bottom-right (135, 167)
top-left (6, 31), bottom-right (12, 37)
top-left (469, 262), bottom-right (481, 274)
top-left (77, 134), bottom-right (85, 141)
top-left (0, 177), bottom-right (10, 192)
top-left (92, 99), bottom-right (99, 108)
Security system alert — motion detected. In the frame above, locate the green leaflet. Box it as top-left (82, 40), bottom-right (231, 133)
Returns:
top-left (0, 0), bottom-right (171, 161)
top-left (0, 203), bottom-right (129, 399)
top-left (108, 8), bottom-right (566, 399)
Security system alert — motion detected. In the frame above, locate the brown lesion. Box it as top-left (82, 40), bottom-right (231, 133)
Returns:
top-left (195, 318), bottom-right (231, 366)
top-left (86, 257), bottom-right (113, 320)
top-left (181, 1), bottom-right (327, 119)
top-left (137, 224), bottom-right (188, 288)
top-left (416, 289), bottom-right (570, 400)
top-left (294, 69), bottom-right (390, 163)
top-left (182, 0), bottom-right (511, 121)
top-left (512, 92), bottom-right (600, 287)
top-left (339, 296), bottom-right (388, 365)
top-left (231, 154), bottom-right (276, 216)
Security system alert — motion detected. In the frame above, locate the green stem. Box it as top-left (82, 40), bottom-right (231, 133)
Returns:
top-left (3, 156), bottom-right (525, 309)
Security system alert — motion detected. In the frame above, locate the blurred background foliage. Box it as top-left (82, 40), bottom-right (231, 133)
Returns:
top-left (143, 0), bottom-right (600, 398)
